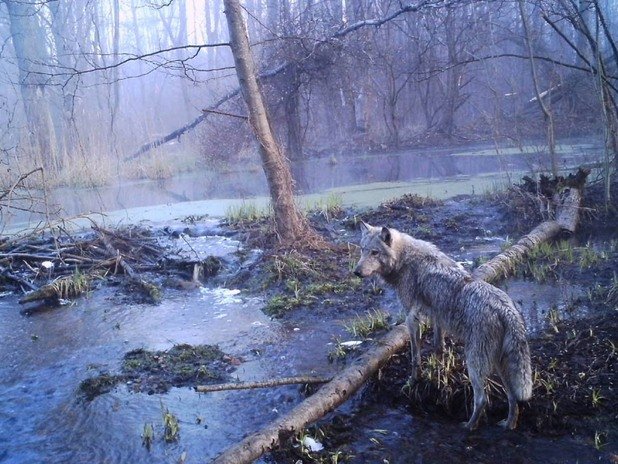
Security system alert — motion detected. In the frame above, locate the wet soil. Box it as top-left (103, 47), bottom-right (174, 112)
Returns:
top-left (222, 176), bottom-right (618, 463)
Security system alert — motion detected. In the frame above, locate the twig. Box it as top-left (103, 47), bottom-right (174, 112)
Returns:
top-left (201, 108), bottom-right (248, 120)
top-left (0, 167), bottom-right (43, 202)
top-left (0, 252), bottom-right (59, 260)
top-left (94, 226), bottom-right (161, 303)
top-left (0, 265), bottom-right (37, 291)
top-left (196, 376), bottom-right (332, 393)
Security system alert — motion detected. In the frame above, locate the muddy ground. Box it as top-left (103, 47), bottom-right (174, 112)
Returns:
top-left (220, 176), bottom-right (617, 464)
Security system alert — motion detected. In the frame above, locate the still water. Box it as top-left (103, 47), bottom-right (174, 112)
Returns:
top-left (1, 140), bottom-right (599, 234)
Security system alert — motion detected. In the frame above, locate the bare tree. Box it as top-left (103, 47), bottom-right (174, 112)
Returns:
top-left (4, 0), bottom-right (60, 170)
top-left (223, 0), bottom-right (317, 244)
top-left (520, 0), bottom-right (558, 176)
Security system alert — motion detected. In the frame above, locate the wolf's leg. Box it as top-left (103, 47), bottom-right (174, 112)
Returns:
top-left (497, 369), bottom-right (520, 430)
top-left (464, 362), bottom-right (488, 431)
top-left (405, 312), bottom-right (421, 382)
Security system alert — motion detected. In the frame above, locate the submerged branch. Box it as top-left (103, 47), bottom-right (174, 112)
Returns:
top-left (212, 325), bottom-right (410, 464)
top-left (196, 376), bottom-right (332, 393)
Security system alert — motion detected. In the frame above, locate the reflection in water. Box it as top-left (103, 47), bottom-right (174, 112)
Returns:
top-left (1, 140), bottom-right (599, 232)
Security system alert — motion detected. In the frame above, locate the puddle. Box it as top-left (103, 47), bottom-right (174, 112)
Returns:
top-left (502, 279), bottom-right (589, 333)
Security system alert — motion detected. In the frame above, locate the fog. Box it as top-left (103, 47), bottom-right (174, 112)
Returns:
top-left (0, 0), bottom-right (616, 224)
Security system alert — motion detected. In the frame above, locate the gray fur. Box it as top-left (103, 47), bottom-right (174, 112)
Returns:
top-left (354, 221), bottom-right (532, 430)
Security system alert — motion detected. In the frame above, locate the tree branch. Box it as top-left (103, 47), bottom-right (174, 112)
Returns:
top-left (196, 376), bottom-right (331, 393)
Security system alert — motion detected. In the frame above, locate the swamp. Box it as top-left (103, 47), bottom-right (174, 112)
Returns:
top-left (0, 168), bottom-right (616, 463)
top-left (1, 1), bottom-right (617, 463)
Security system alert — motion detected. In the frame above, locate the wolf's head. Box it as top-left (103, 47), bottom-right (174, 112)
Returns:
top-left (353, 221), bottom-right (398, 278)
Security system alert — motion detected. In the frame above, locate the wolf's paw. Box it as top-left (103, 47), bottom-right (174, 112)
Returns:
top-left (461, 420), bottom-right (478, 431)
top-left (497, 419), bottom-right (516, 430)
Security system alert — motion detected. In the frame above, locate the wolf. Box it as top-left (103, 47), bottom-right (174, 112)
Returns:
top-left (353, 221), bottom-right (532, 430)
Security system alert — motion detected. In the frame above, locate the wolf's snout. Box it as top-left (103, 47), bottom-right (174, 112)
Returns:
top-left (353, 268), bottom-right (363, 277)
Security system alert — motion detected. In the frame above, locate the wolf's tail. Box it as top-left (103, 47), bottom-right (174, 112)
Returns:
top-left (501, 308), bottom-right (533, 401)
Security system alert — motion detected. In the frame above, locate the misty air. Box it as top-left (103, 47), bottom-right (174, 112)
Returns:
top-left (0, 1), bottom-right (616, 463)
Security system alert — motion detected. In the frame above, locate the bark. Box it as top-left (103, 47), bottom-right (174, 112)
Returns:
top-left (112, 0), bottom-right (120, 125)
top-left (283, 64), bottom-right (303, 162)
top-left (223, 0), bottom-right (313, 244)
top-left (472, 221), bottom-right (562, 283)
top-left (158, 1), bottom-right (192, 118)
top-left (205, 0), bottom-right (222, 67)
top-left (519, 0), bottom-right (558, 175)
top-left (212, 325), bottom-right (410, 464)
top-left (212, 175), bottom-right (586, 464)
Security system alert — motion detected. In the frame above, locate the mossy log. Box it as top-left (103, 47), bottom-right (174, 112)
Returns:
top-left (211, 171), bottom-right (587, 464)
top-left (18, 282), bottom-right (63, 304)
top-left (19, 272), bottom-right (91, 304)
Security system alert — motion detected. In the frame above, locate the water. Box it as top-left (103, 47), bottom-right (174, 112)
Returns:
top-left (0, 229), bottom-right (358, 463)
top-left (0, 285), bottom-right (278, 463)
top-left (0, 227), bottom-right (597, 463)
top-left (1, 139), bottom-right (600, 235)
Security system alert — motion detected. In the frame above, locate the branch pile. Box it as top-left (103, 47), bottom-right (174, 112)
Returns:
top-left (0, 225), bottom-right (169, 305)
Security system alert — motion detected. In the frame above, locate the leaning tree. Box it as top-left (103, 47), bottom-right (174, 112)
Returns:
top-left (223, 0), bottom-right (318, 245)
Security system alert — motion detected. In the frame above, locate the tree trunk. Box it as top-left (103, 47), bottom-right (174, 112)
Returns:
top-left (211, 177), bottom-right (586, 464)
top-left (223, 0), bottom-right (315, 244)
top-left (6, 0), bottom-right (60, 170)
top-left (519, 0), bottom-right (558, 176)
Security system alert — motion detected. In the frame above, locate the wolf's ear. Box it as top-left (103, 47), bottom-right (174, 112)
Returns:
top-left (380, 227), bottom-right (392, 246)
top-left (359, 220), bottom-right (371, 236)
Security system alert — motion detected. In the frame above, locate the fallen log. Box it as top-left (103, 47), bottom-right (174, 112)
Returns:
top-left (212, 326), bottom-right (409, 464)
top-left (473, 169), bottom-right (587, 282)
top-left (212, 171), bottom-right (587, 464)
top-left (19, 271), bottom-right (91, 304)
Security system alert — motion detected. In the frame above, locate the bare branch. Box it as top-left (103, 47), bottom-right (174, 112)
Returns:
top-left (196, 376), bottom-right (332, 393)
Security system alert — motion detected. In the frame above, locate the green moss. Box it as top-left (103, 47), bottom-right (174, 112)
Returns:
top-left (80, 344), bottom-right (232, 400)
top-left (264, 294), bottom-right (308, 317)
top-left (79, 373), bottom-right (124, 400)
